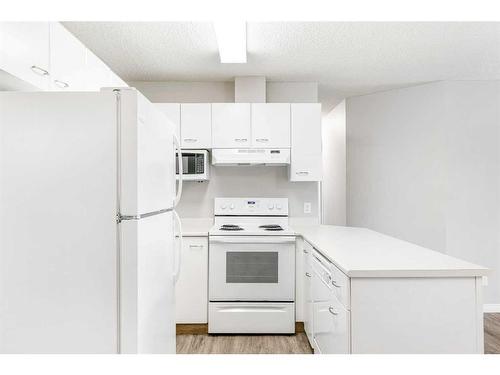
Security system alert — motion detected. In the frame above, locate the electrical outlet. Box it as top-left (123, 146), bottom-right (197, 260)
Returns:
top-left (304, 202), bottom-right (312, 214)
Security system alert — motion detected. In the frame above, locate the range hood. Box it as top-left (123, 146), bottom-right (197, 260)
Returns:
top-left (212, 148), bottom-right (291, 166)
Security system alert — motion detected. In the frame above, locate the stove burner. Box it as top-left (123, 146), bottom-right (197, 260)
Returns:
top-left (259, 224), bottom-right (284, 231)
top-left (220, 224), bottom-right (244, 231)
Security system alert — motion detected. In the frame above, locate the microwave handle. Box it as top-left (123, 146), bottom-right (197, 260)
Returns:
top-left (173, 133), bottom-right (183, 207)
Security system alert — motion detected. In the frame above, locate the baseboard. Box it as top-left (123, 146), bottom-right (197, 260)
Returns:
top-left (177, 322), bottom-right (305, 335)
top-left (484, 304), bottom-right (500, 313)
top-left (176, 324), bottom-right (208, 335)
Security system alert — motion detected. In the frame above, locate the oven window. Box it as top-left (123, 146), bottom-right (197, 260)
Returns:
top-left (226, 252), bottom-right (278, 283)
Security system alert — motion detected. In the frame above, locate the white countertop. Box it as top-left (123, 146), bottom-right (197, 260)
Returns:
top-left (180, 218), bottom-right (213, 237)
top-left (293, 225), bottom-right (488, 278)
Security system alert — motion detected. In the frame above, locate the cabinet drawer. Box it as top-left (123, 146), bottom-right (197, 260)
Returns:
top-left (312, 248), bottom-right (350, 309)
top-left (313, 295), bottom-right (350, 354)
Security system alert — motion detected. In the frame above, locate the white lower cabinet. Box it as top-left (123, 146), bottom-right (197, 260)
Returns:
top-left (175, 236), bottom-right (208, 323)
top-left (303, 241), bottom-right (314, 347)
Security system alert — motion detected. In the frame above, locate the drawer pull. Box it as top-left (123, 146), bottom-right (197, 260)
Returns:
top-left (256, 138), bottom-right (269, 142)
top-left (31, 65), bottom-right (49, 76)
top-left (189, 244), bottom-right (204, 249)
top-left (183, 138), bottom-right (197, 142)
top-left (296, 171), bottom-right (309, 176)
top-left (332, 280), bottom-right (341, 288)
top-left (234, 138), bottom-right (248, 142)
top-left (328, 306), bottom-right (338, 315)
top-left (54, 79), bottom-right (69, 88)
top-left (303, 249), bottom-right (308, 254)
top-left (305, 272), bottom-right (312, 278)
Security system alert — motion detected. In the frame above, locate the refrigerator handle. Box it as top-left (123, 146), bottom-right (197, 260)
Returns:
top-left (173, 210), bottom-right (183, 284)
top-left (173, 134), bottom-right (183, 207)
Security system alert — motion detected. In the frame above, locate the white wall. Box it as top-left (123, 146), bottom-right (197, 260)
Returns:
top-left (132, 80), bottom-right (320, 221)
top-left (321, 100), bottom-right (346, 225)
top-left (346, 81), bottom-right (500, 305)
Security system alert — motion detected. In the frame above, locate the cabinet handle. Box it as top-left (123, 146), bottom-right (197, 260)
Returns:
top-left (189, 244), bottom-right (204, 249)
top-left (303, 249), bottom-right (308, 254)
top-left (296, 171), bottom-right (310, 176)
top-left (256, 138), bottom-right (269, 142)
top-left (332, 280), bottom-right (341, 288)
top-left (183, 138), bottom-right (197, 143)
top-left (234, 138), bottom-right (248, 142)
top-left (54, 80), bottom-right (69, 88)
top-left (328, 306), bottom-right (338, 315)
top-left (305, 272), bottom-right (312, 278)
top-left (30, 65), bottom-right (49, 76)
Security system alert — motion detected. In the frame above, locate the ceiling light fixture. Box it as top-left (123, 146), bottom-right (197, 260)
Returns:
top-left (213, 21), bottom-right (247, 63)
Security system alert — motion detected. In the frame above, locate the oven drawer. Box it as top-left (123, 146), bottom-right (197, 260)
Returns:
top-left (208, 302), bottom-right (295, 334)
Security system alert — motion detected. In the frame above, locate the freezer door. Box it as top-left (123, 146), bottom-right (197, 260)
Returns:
top-left (114, 88), bottom-right (176, 216)
top-left (0, 92), bottom-right (118, 353)
top-left (120, 212), bottom-right (176, 354)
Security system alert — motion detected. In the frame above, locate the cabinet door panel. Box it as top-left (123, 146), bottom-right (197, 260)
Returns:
top-left (0, 22), bottom-right (50, 90)
top-left (303, 250), bottom-right (314, 346)
top-left (313, 297), bottom-right (350, 354)
top-left (156, 104), bottom-right (181, 140)
top-left (290, 103), bottom-right (322, 181)
top-left (251, 103), bottom-right (290, 148)
top-left (212, 103), bottom-right (251, 148)
top-left (49, 23), bottom-right (87, 91)
top-left (180, 104), bottom-right (211, 148)
top-left (175, 237), bottom-right (208, 323)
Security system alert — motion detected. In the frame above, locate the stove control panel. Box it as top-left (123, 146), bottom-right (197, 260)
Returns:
top-left (215, 198), bottom-right (289, 216)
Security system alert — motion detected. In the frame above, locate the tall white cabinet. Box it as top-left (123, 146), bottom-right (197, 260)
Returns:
top-left (290, 103), bottom-right (323, 181)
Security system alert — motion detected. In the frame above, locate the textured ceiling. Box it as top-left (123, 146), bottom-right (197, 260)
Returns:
top-left (63, 22), bottom-right (500, 111)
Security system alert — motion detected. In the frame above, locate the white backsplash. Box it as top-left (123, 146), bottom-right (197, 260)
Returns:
top-left (176, 165), bottom-right (320, 220)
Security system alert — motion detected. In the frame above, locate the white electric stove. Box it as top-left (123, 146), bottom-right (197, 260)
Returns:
top-left (208, 198), bottom-right (296, 334)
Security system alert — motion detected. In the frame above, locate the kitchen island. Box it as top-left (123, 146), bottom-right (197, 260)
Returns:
top-left (293, 225), bottom-right (488, 354)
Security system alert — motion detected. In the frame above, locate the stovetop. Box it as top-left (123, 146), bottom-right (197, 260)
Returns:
top-left (210, 198), bottom-right (295, 236)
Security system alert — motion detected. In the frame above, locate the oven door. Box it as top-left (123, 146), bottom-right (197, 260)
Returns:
top-left (209, 236), bottom-right (295, 301)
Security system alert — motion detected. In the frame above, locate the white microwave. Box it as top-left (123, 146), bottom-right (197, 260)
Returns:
top-left (176, 149), bottom-right (209, 181)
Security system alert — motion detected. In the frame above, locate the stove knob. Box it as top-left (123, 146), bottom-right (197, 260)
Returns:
top-left (230, 204), bottom-right (235, 210)
top-left (221, 204), bottom-right (227, 210)
top-left (268, 204), bottom-right (274, 210)
top-left (276, 204), bottom-right (282, 210)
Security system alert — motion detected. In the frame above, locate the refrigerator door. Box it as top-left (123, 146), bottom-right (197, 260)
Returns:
top-left (120, 211), bottom-right (176, 354)
top-left (0, 92), bottom-right (118, 353)
top-left (112, 88), bottom-right (176, 216)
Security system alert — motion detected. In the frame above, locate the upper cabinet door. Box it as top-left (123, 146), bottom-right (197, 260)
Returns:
top-left (49, 23), bottom-right (87, 91)
top-left (212, 103), bottom-right (251, 148)
top-left (84, 48), bottom-right (113, 91)
top-left (156, 103), bottom-right (181, 140)
top-left (290, 103), bottom-right (323, 181)
top-left (0, 22), bottom-right (50, 90)
top-left (180, 104), bottom-right (212, 149)
top-left (251, 103), bottom-right (290, 148)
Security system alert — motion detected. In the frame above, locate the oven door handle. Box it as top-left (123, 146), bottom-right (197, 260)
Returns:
top-left (209, 236), bottom-right (296, 244)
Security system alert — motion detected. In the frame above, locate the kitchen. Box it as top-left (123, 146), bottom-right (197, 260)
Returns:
top-left (1, 8), bottom-right (500, 368)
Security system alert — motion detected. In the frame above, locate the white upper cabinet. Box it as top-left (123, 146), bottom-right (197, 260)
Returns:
top-left (0, 22), bottom-right (50, 90)
top-left (180, 104), bottom-right (212, 149)
top-left (156, 103), bottom-right (181, 140)
top-left (212, 103), bottom-right (251, 148)
top-left (49, 23), bottom-right (87, 91)
top-left (290, 103), bottom-right (323, 181)
top-left (84, 48), bottom-right (113, 91)
top-left (251, 103), bottom-right (290, 148)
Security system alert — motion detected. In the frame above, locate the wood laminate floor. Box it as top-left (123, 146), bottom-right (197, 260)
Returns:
top-left (177, 313), bottom-right (500, 354)
top-left (485, 313), bottom-right (500, 354)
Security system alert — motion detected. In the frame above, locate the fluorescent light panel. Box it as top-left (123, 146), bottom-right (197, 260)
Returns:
top-left (214, 21), bottom-right (247, 63)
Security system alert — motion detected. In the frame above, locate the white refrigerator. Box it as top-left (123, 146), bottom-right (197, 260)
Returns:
top-left (0, 88), bottom-right (183, 353)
